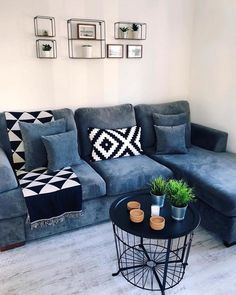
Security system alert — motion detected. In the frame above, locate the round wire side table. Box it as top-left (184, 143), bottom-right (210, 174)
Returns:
top-left (110, 195), bottom-right (200, 295)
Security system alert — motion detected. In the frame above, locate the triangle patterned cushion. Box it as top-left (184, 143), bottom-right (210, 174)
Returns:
top-left (5, 110), bottom-right (54, 170)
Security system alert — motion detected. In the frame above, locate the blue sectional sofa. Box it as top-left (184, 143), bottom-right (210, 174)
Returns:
top-left (0, 100), bottom-right (235, 250)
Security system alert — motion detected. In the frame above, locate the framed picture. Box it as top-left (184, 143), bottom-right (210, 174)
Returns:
top-left (127, 45), bottom-right (143, 58)
top-left (107, 44), bottom-right (124, 58)
top-left (77, 24), bottom-right (96, 39)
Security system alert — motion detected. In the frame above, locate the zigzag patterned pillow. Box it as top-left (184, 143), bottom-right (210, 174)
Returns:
top-left (88, 126), bottom-right (143, 161)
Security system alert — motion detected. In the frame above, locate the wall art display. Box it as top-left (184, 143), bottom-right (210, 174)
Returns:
top-left (127, 45), bottom-right (143, 58)
top-left (67, 19), bottom-right (106, 59)
top-left (107, 44), bottom-right (124, 58)
top-left (77, 24), bottom-right (96, 39)
top-left (114, 22), bottom-right (147, 40)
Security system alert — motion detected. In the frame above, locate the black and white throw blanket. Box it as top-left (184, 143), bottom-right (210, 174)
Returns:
top-left (17, 167), bottom-right (82, 227)
top-left (5, 111), bottom-right (83, 228)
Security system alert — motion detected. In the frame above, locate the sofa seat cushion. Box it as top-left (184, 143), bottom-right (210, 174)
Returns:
top-left (91, 155), bottom-right (173, 196)
top-left (72, 160), bottom-right (106, 201)
top-left (149, 146), bottom-right (236, 217)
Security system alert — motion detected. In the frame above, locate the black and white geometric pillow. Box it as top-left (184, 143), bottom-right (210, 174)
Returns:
top-left (5, 111), bottom-right (54, 171)
top-left (88, 126), bottom-right (142, 161)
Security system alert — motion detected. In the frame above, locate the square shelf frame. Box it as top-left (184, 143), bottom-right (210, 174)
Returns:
top-left (34, 16), bottom-right (56, 37)
top-left (67, 18), bottom-right (106, 59)
top-left (114, 22), bottom-right (147, 40)
top-left (36, 39), bottom-right (57, 59)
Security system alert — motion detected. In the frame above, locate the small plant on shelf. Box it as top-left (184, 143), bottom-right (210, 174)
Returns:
top-left (119, 26), bottom-right (129, 38)
top-left (132, 23), bottom-right (139, 31)
top-left (42, 30), bottom-right (49, 36)
top-left (42, 44), bottom-right (52, 51)
top-left (132, 23), bottom-right (139, 39)
top-left (41, 44), bottom-right (52, 58)
top-left (149, 176), bottom-right (167, 207)
top-left (166, 179), bottom-right (195, 220)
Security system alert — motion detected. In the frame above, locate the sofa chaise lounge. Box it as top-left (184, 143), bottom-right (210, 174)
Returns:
top-left (0, 100), bottom-right (236, 250)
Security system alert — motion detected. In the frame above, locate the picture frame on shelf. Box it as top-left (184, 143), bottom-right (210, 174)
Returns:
top-left (127, 45), bottom-right (143, 58)
top-left (77, 24), bottom-right (96, 39)
top-left (107, 44), bottom-right (123, 58)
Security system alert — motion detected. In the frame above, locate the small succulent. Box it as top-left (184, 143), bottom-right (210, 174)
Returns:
top-left (132, 23), bottom-right (139, 31)
top-left (119, 26), bottom-right (129, 32)
top-left (42, 44), bottom-right (52, 51)
top-left (42, 30), bottom-right (49, 36)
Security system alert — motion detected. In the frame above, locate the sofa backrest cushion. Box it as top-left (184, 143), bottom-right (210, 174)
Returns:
top-left (75, 104), bottom-right (136, 160)
top-left (0, 108), bottom-right (76, 167)
top-left (134, 100), bottom-right (190, 151)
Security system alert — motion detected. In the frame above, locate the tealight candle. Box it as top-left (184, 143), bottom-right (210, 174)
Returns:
top-left (151, 205), bottom-right (160, 216)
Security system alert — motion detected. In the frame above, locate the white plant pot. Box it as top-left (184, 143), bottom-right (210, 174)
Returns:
top-left (82, 46), bottom-right (93, 58)
top-left (41, 50), bottom-right (51, 58)
top-left (132, 31), bottom-right (139, 39)
top-left (122, 31), bottom-right (128, 39)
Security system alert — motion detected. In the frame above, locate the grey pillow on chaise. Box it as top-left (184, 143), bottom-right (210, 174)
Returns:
top-left (153, 112), bottom-right (191, 148)
top-left (154, 124), bottom-right (188, 154)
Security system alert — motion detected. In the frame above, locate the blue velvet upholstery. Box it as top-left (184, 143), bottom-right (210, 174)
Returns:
top-left (72, 160), bottom-right (106, 201)
top-left (0, 187), bottom-right (27, 248)
top-left (19, 119), bottom-right (66, 171)
top-left (75, 104), bottom-right (137, 161)
top-left (149, 146), bottom-right (236, 217)
top-left (191, 123), bottom-right (228, 152)
top-left (154, 124), bottom-right (188, 154)
top-left (91, 155), bottom-right (173, 196)
top-left (0, 147), bottom-right (18, 193)
top-left (42, 131), bottom-right (81, 172)
top-left (135, 101), bottom-right (190, 152)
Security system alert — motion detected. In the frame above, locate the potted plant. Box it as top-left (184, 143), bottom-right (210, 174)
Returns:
top-left (81, 45), bottom-right (93, 58)
top-left (41, 44), bottom-right (52, 58)
top-left (119, 26), bottom-right (129, 39)
top-left (150, 176), bottom-right (167, 207)
top-left (42, 30), bottom-right (49, 37)
top-left (132, 23), bottom-right (139, 39)
top-left (166, 179), bottom-right (195, 220)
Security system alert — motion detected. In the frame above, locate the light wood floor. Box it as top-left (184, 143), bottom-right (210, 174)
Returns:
top-left (0, 222), bottom-right (236, 295)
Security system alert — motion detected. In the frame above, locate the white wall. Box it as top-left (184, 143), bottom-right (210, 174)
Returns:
top-left (0, 0), bottom-right (195, 111)
top-left (189, 0), bottom-right (236, 152)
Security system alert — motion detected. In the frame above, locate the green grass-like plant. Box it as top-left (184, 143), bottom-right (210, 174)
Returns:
top-left (166, 179), bottom-right (195, 207)
top-left (150, 177), bottom-right (167, 196)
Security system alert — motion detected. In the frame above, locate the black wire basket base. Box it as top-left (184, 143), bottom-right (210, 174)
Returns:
top-left (112, 224), bottom-right (193, 294)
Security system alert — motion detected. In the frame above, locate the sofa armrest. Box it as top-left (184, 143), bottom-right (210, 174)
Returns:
top-left (191, 123), bottom-right (228, 152)
top-left (0, 147), bottom-right (18, 193)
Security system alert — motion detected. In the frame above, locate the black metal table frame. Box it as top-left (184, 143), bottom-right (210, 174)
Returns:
top-left (112, 222), bottom-right (194, 295)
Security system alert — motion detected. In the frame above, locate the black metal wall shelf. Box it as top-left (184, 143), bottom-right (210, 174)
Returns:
top-left (114, 22), bottom-right (147, 40)
top-left (67, 18), bottom-right (106, 59)
top-left (34, 16), bottom-right (56, 37)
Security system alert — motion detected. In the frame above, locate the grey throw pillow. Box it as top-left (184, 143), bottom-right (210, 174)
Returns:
top-left (42, 130), bottom-right (81, 172)
top-left (19, 119), bottom-right (66, 171)
top-left (153, 112), bottom-right (191, 148)
top-left (154, 124), bottom-right (188, 154)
